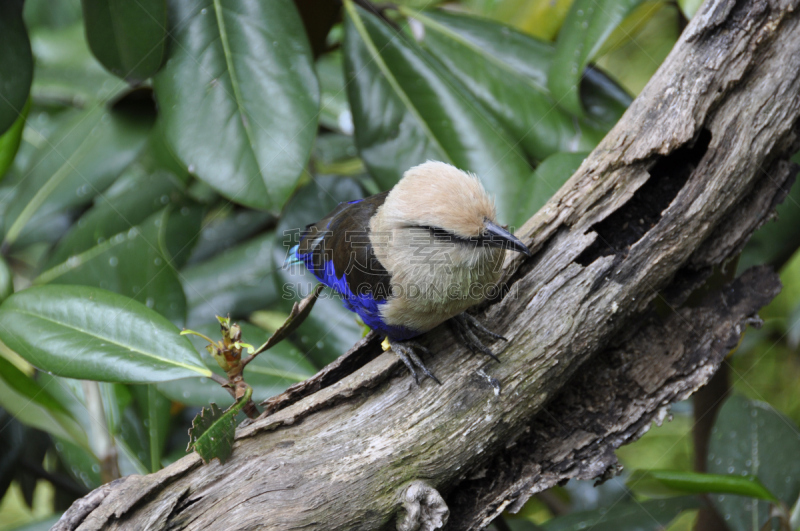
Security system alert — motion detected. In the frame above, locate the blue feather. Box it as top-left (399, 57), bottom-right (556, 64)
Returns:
top-left (295, 247), bottom-right (418, 340)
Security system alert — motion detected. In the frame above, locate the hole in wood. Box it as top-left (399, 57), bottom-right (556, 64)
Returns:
top-left (576, 128), bottom-right (713, 266)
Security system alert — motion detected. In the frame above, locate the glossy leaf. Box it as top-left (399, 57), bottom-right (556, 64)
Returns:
top-left (317, 52), bottom-right (353, 135)
top-left (2, 105), bottom-right (153, 248)
top-left (28, 22), bottom-right (123, 107)
top-left (157, 322), bottom-right (315, 406)
top-left (0, 285), bottom-right (211, 383)
top-left (52, 435), bottom-right (101, 490)
top-left (628, 470), bottom-right (779, 502)
top-left (405, 10), bottom-right (630, 130)
top-left (188, 386), bottom-right (251, 464)
top-left (0, 356), bottom-right (88, 449)
top-left (541, 496), bottom-right (699, 530)
top-left (465, 0), bottom-right (572, 41)
top-left (408, 10), bottom-right (608, 162)
top-left (185, 207), bottom-right (274, 266)
top-left (0, 409), bottom-right (24, 501)
top-left (550, 0), bottom-right (645, 116)
top-left (128, 384), bottom-right (171, 471)
top-left (81, 0), bottom-right (167, 82)
top-left (343, 1), bottom-right (531, 223)
top-left (0, 98), bottom-right (30, 181)
top-left (153, 0), bottom-right (319, 212)
top-left (182, 232), bottom-right (280, 327)
top-left (46, 163), bottom-right (188, 268)
top-left (38, 373), bottom-right (148, 478)
top-left (37, 206), bottom-right (200, 325)
top-left (514, 151), bottom-right (587, 227)
top-left (708, 394), bottom-right (800, 531)
top-left (0, 1), bottom-right (33, 135)
top-left (593, 1), bottom-right (663, 59)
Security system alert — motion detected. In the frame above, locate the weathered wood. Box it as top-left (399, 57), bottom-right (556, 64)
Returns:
top-left (55, 0), bottom-right (800, 528)
top-left (444, 267), bottom-right (781, 529)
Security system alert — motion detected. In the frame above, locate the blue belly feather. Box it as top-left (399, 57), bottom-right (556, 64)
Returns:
top-left (293, 246), bottom-right (419, 341)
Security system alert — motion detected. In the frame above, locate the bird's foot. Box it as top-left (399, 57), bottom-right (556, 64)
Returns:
top-left (449, 312), bottom-right (507, 362)
top-left (384, 338), bottom-right (441, 385)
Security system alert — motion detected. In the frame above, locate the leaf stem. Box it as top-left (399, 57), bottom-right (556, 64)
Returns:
top-left (209, 372), bottom-right (230, 387)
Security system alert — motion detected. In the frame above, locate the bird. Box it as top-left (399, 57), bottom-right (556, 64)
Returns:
top-left (291, 161), bottom-right (531, 383)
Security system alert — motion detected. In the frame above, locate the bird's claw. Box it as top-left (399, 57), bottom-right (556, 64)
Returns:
top-left (389, 340), bottom-right (441, 385)
top-left (450, 313), bottom-right (504, 362)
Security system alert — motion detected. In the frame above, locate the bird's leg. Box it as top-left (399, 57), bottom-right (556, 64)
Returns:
top-left (383, 337), bottom-right (442, 385)
top-left (449, 312), bottom-right (507, 362)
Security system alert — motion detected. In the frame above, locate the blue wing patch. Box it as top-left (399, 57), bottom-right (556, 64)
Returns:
top-left (293, 244), bottom-right (418, 341)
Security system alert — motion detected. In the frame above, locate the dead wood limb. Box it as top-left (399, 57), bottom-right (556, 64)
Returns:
top-left (55, 0), bottom-right (800, 528)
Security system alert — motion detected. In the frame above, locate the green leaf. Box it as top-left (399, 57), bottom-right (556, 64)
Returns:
top-left (0, 98), bottom-right (30, 181)
top-left (317, 52), bottom-right (353, 135)
top-left (406, 10), bottom-right (609, 162)
top-left (145, 385), bottom-right (170, 471)
top-left (153, 0), bottom-right (319, 212)
top-left (0, 410), bottom-right (25, 502)
top-left (24, 0), bottom-right (82, 30)
top-left (628, 470), bottom-right (780, 503)
top-left (708, 394), bottom-right (800, 531)
top-left (0, 257), bottom-right (12, 304)
top-left (2, 105), bottom-right (153, 248)
top-left (0, 1), bottom-right (33, 135)
top-left (52, 436), bottom-right (101, 490)
top-left (157, 322), bottom-right (315, 406)
top-left (408, 10), bottom-right (631, 131)
top-left (678, 0), bottom-right (703, 19)
top-left (38, 374), bottom-right (149, 477)
top-left (0, 285), bottom-right (211, 383)
top-left (0, 356), bottom-right (88, 449)
top-left (188, 386), bottom-right (252, 464)
top-left (738, 153), bottom-right (800, 273)
top-left (514, 151), bottom-right (587, 227)
top-left (45, 162), bottom-right (188, 268)
top-left (5, 516), bottom-right (63, 531)
top-left (36, 206), bottom-right (199, 325)
top-left (182, 232), bottom-right (280, 327)
top-left (126, 384), bottom-right (171, 472)
top-left (28, 23), bottom-right (124, 107)
top-left (549, 0), bottom-right (646, 116)
top-left (342, 1), bottom-right (531, 224)
top-left (541, 497), bottom-right (700, 530)
top-left (184, 207), bottom-right (274, 266)
top-left (80, 0), bottom-right (167, 83)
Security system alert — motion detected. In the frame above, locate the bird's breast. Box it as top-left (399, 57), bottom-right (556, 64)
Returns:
top-left (376, 238), bottom-right (503, 333)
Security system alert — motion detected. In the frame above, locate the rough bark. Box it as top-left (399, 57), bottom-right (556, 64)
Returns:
top-left (55, 0), bottom-right (800, 528)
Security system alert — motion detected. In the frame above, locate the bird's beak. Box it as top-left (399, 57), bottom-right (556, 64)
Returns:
top-left (482, 220), bottom-right (532, 256)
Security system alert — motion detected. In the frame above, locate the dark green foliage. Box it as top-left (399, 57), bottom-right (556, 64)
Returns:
top-left (81, 0), bottom-right (167, 83)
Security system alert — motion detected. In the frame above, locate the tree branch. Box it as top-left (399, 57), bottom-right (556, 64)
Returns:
top-left (54, 0), bottom-right (800, 528)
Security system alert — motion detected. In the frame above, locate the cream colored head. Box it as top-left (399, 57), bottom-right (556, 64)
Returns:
top-left (378, 161), bottom-right (497, 237)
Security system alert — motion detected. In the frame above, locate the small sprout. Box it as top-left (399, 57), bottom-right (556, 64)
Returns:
top-left (181, 329), bottom-right (218, 346)
top-left (234, 342), bottom-right (255, 354)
